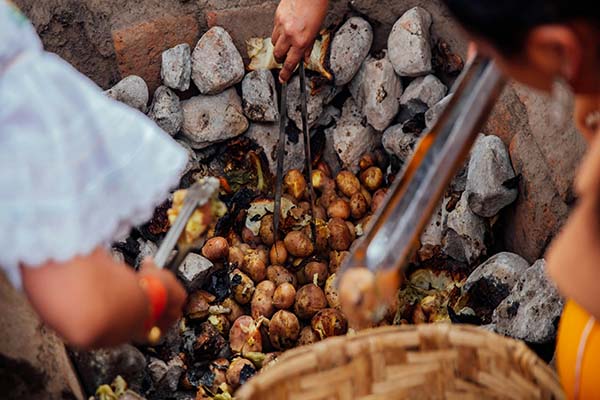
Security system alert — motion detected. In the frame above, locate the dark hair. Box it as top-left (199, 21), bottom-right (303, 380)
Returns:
top-left (442, 0), bottom-right (599, 54)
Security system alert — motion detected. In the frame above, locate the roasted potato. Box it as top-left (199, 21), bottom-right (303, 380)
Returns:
top-left (316, 161), bottom-right (332, 177)
top-left (329, 251), bottom-right (349, 274)
top-left (297, 326), bottom-right (320, 346)
top-left (266, 265), bottom-right (298, 288)
top-left (208, 313), bottom-right (231, 335)
top-left (315, 220), bottom-right (330, 254)
top-left (269, 241), bottom-right (288, 266)
top-left (283, 231), bottom-right (314, 258)
top-left (221, 298), bottom-right (245, 324)
top-left (325, 274), bottom-right (340, 309)
top-left (185, 290), bottom-right (216, 320)
top-left (311, 308), bottom-right (348, 340)
top-left (349, 192), bottom-right (368, 219)
top-left (202, 237), bottom-right (229, 261)
top-left (242, 226), bottom-right (262, 247)
top-left (268, 310), bottom-right (300, 350)
top-left (226, 358), bottom-right (256, 390)
top-left (360, 166), bottom-right (384, 192)
top-left (251, 280), bottom-right (276, 319)
top-left (272, 283), bottom-right (296, 310)
top-left (208, 359), bottom-right (230, 393)
top-left (294, 284), bottom-right (328, 320)
top-left (230, 269), bottom-right (255, 305)
top-left (304, 261), bottom-right (328, 287)
top-left (359, 153), bottom-right (376, 171)
top-left (228, 245), bottom-right (245, 267)
top-left (229, 316), bottom-right (262, 354)
top-left (242, 249), bottom-right (268, 283)
top-left (328, 218), bottom-right (353, 251)
top-left (259, 215), bottom-right (275, 246)
top-left (335, 171), bottom-right (361, 197)
top-left (317, 188), bottom-right (338, 209)
top-left (313, 205), bottom-right (327, 221)
top-left (327, 198), bottom-right (351, 220)
top-left (284, 169), bottom-right (307, 200)
top-left (371, 189), bottom-right (388, 213)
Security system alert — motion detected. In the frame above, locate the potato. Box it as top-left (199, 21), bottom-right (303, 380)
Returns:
top-left (268, 310), bottom-right (300, 350)
top-left (311, 308), bottom-right (348, 340)
top-left (335, 171), bottom-right (361, 197)
top-left (242, 249), bottom-right (268, 283)
top-left (269, 241), bottom-right (288, 266)
top-left (349, 192), bottom-right (368, 219)
top-left (371, 189), bottom-right (388, 213)
top-left (228, 246), bottom-right (245, 267)
top-left (283, 231), bottom-right (314, 258)
top-left (221, 298), bottom-right (245, 324)
top-left (316, 161), bottom-right (332, 177)
top-left (242, 226), bottom-right (261, 247)
top-left (272, 283), bottom-right (296, 310)
top-left (202, 237), bottom-right (229, 262)
top-left (360, 186), bottom-right (372, 206)
top-left (325, 274), bottom-right (340, 309)
top-left (229, 316), bottom-right (262, 354)
top-left (266, 265), bottom-right (297, 288)
top-left (315, 220), bottom-right (330, 254)
top-left (328, 218), bottom-right (353, 251)
top-left (317, 188), bottom-right (338, 209)
top-left (251, 281), bottom-right (276, 319)
top-left (294, 284), bottom-right (328, 320)
top-left (312, 169), bottom-right (328, 191)
top-left (327, 198), bottom-right (351, 220)
top-left (230, 269), bottom-right (255, 305)
top-left (359, 153), bottom-right (376, 171)
top-left (226, 358), bottom-right (256, 390)
top-left (185, 290), bottom-right (216, 320)
top-left (360, 166), bottom-right (384, 192)
top-left (284, 169), bottom-right (307, 200)
top-left (208, 313), bottom-right (231, 335)
top-left (304, 261), bottom-right (328, 287)
top-left (297, 326), bottom-right (320, 346)
top-left (259, 215), bottom-right (275, 246)
top-left (313, 205), bottom-right (327, 221)
top-left (346, 221), bottom-right (356, 242)
top-left (299, 201), bottom-right (311, 212)
top-left (329, 251), bottom-right (349, 274)
top-left (209, 358), bottom-right (230, 392)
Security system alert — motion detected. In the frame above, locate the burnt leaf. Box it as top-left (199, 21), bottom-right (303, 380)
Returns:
top-left (203, 267), bottom-right (232, 303)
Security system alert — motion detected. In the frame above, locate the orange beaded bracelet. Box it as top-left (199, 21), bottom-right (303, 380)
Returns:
top-left (139, 275), bottom-right (168, 333)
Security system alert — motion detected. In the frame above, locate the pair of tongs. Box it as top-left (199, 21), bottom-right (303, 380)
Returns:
top-left (273, 64), bottom-right (318, 244)
top-left (154, 177), bottom-right (220, 270)
top-left (339, 56), bottom-right (506, 319)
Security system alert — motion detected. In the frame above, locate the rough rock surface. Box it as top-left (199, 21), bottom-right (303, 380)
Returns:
top-left (135, 239), bottom-right (157, 268)
top-left (191, 27), bottom-right (244, 95)
top-left (105, 75), bottom-right (149, 113)
top-left (492, 259), bottom-right (564, 343)
top-left (329, 17), bottom-right (374, 86)
top-left (349, 53), bottom-right (403, 131)
top-left (161, 44), bottom-right (191, 91)
top-left (397, 99), bottom-right (428, 126)
top-left (245, 123), bottom-right (305, 174)
top-left (175, 139), bottom-right (200, 177)
top-left (70, 345), bottom-right (146, 394)
top-left (181, 88), bottom-right (248, 149)
top-left (177, 253), bottom-right (217, 291)
top-left (148, 86), bottom-right (183, 136)
top-left (443, 192), bottom-right (487, 265)
top-left (388, 7), bottom-right (433, 77)
top-left (418, 198), bottom-right (449, 261)
top-left (466, 135), bottom-right (518, 217)
top-left (382, 123), bottom-right (419, 161)
top-left (242, 70), bottom-right (279, 122)
top-left (400, 74), bottom-right (447, 107)
top-left (287, 75), bottom-right (337, 130)
top-left (329, 98), bottom-right (378, 172)
top-left (425, 94), bottom-right (452, 129)
top-left (464, 252), bottom-right (530, 322)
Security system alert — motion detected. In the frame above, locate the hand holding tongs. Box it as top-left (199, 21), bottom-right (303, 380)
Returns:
top-left (338, 56), bottom-right (506, 325)
top-left (273, 63), bottom-right (318, 245)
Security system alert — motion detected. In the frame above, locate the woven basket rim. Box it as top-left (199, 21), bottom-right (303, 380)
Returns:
top-left (236, 323), bottom-right (565, 400)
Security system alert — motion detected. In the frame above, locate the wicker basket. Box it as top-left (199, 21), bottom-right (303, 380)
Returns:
top-left (236, 324), bottom-right (565, 400)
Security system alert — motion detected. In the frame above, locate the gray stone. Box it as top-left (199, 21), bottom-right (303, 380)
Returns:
top-left (315, 105), bottom-right (341, 128)
top-left (443, 192), bottom-right (487, 265)
top-left (191, 27), bottom-right (244, 95)
top-left (287, 75), bottom-right (336, 130)
top-left (177, 253), bottom-right (217, 291)
top-left (157, 356), bottom-right (185, 393)
top-left (466, 135), bottom-right (518, 217)
top-left (388, 7), bottom-right (433, 77)
top-left (464, 252), bottom-right (530, 322)
top-left (161, 44), bottom-right (191, 91)
top-left (397, 99), bottom-right (428, 126)
top-left (425, 94), bottom-right (452, 129)
top-left (382, 123), bottom-right (419, 161)
top-left (181, 88), bottom-right (249, 149)
top-left (135, 239), bottom-right (157, 268)
top-left (175, 139), bottom-right (200, 177)
top-left (330, 17), bottom-right (373, 86)
top-left (329, 98), bottom-right (378, 173)
top-left (418, 198), bottom-right (449, 261)
top-left (323, 129), bottom-right (344, 177)
top-left (70, 345), bottom-right (146, 394)
top-left (400, 75), bottom-right (447, 107)
top-left (105, 75), bottom-right (149, 113)
top-left (492, 259), bottom-right (565, 343)
top-left (349, 53), bottom-right (403, 131)
top-left (245, 123), bottom-right (305, 175)
top-left (148, 358), bottom-right (168, 384)
top-left (148, 86), bottom-right (183, 136)
top-left (242, 70), bottom-right (279, 122)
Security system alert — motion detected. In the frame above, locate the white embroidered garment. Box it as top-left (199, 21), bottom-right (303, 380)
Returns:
top-left (0, 0), bottom-right (187, 287)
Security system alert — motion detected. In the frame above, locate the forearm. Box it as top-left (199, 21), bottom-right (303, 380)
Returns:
top-left (21, 247), bottom-right (149, 348)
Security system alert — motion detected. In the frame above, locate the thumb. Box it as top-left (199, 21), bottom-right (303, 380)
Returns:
top-left (140, 257), bottom-right (158, 272)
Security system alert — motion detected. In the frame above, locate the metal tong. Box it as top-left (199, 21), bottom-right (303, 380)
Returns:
top-left (273, 63), bottom-right (318, 245)
top-left (339, 56), bottom-right (506, 282)
top-left (154, 177), bottom-right (220, 270)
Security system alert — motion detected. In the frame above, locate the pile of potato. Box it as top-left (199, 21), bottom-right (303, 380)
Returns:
top-left (182, 157), bottom-right (395, 398)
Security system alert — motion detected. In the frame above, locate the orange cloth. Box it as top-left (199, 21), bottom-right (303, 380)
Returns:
top-left (556, 300), bottom-right (600, 400)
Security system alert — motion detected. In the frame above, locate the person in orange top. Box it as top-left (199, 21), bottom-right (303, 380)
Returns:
top-left (272, 0), bottom-right (600, 398)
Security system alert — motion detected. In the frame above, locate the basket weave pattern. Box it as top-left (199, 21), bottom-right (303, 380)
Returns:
top-left (237, 324), bottom-right (565, 400)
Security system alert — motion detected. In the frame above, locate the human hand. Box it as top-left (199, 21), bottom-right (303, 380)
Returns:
top-left (272, 0), bottom-right (329, 83)
top-left (138, 258), bottom-right (187, 336)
